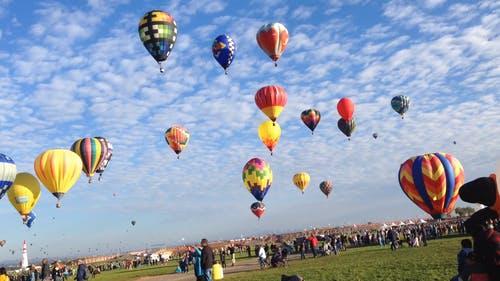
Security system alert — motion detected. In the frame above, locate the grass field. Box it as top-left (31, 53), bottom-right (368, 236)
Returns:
top-left (94, 236), bottom-right (464, 281)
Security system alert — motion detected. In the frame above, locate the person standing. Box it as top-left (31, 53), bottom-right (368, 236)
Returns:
top-left (219, 248), bottom-right (226, 268)
top-left (188, 246), bottom-right (204, 281)
top-left (258, 245), bottom-right (267, 269)
top-left (0, 267), bottom-right (10, 281)
top-left (307, 234), bottom-right (319, 258)
top-left (228, 244), bottom-right (236, 266)
top-left (75, 260), bottom-right (89, 281)
top-left (201, 239), bottom-right (214, 281)
top-left (40, 259), bottom-right (51, 281)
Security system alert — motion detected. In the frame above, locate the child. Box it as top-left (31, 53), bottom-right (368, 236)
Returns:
top-left (450, 238), bottom-right (473, 281)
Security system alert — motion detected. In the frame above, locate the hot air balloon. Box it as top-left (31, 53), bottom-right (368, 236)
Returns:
top-left (0, 240), bottom-right (5, 247)
top-left (250, 201), bottom-right (266, 219)
top-left (373, 133), bottom-right (378, 139)
top-left (301, 109), bottom-right (321, 134)
top-left (34, 149), bottom-right (83, 208)
top-left (258, 120), bottom-right (281, 155)
top-left (0, 153), bottom-right (16, 200)
top-left (7, 173), bottom-right (41, 224)
top-left (337, 97), bottom-right (355, 121)
top-left (138, 10), bottom-right (177, 73)
top-left (319, 181), bottom-right (333, 198)
top-left (256, 22), bottom-right (289, 66)
top-left (398, 152), bottom-right (464, 219)
top-left (165, 126), bottom-right (190, 159)
top-left (25, 211), bottom-right (36, 228)
top-left (71, 138), bottom-right (107, 183)
top-left (242, 158), bottom-right (273, 202)
top-left (255, 85), bottom-right (287, 122)
top-left (337, 118), bottom-right (357, 140)
top-left (391, 95), bottom-right (410, 119)
top-left (212, 34), bottom-right (236, 74)
top-left (293, 172), bottom-right (310, 194)
top-left (131, 220), bottom-right (136, 226)
top-left (94, 137), bottom-right (113, 181)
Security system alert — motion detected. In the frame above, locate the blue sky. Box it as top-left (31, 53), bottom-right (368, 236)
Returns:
top-left (0, 0), bottom-right (499, 263)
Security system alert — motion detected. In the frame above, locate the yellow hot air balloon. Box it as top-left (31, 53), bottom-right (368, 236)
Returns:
top-left (258, 120), bottom-right (281, 155)
top-left (34, 149), bottom-right (83, 208)
top-left (7, 173), bottom-right (41, 222)
top-left (293, 172), bottom-right (310, 194)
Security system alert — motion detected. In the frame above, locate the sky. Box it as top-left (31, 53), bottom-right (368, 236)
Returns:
top-left (0, 0), bottom-right (499, 264)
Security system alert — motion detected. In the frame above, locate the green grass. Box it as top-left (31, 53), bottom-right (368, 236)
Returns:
top-left (95, 236), bottom-right (464, 281)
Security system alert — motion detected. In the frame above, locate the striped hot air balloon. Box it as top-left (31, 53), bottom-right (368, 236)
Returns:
top-left (165, 126), bottom-right (190, 159)
top-left (34, 149), bottom-right (83, 208)
top-left (293, 172), bottom-right (311, 194)
top-left (0, 153), bottom-right (16, 200)
top-left (319, 181), bottom-right (333, 198)
top-left (70, 137), bottom-right (107, 182)
top-left (255, 85), bottom-right (287, 122)
top-left (398, 152), bottom-right (464, 219)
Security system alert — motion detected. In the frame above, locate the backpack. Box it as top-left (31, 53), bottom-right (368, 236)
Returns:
top-left (83, 266), bottom-right (91, 280)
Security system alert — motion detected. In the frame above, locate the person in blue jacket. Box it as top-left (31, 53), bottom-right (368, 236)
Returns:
top-left (187, 246), bottom-right (204, 281)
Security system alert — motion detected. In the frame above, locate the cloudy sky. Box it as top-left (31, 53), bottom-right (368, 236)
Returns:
top-left (0, 0), bottom-right (499, 262)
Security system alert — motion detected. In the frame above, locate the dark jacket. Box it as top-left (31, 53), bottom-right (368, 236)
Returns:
top-left (76, 264), bottom-right (87, 281)
top-left (201, 245), bottom-right (214, 270)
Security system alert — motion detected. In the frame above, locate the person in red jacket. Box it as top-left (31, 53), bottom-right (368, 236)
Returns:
top-left (307, 234), bottom-right (319, 258)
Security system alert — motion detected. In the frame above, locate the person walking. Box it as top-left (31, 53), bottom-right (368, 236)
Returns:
top-left (258, 245), bottom-right (267, 269)
top-left (201, 238), bottom-right (214, 281)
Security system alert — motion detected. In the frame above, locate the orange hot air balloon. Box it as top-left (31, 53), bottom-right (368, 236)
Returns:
top-left (34, 149), bottom-right (83, 208)
top-left (258, 120), bottom-right (281, 155)
top-left (255, 85), bottom-right (287, 122)
top-left (256, 22), bottom-right (289, 66)
top-left (398, 152), bottom-right (464, 219)
top-left (337, 97), bottom-right (355, 121)
top-left (164, 126), bottom-right (190, 159)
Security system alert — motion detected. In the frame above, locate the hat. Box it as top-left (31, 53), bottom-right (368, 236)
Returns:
top-left (459, 177), bottom-right (497, 206)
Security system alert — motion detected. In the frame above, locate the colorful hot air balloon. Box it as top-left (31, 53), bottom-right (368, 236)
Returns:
top-left (301, 109), bottom-right (321, 134)
top-left (242, 158), bottom-right (273, 202)
top-left (138, 10), bottom-right (178, 73)
top-left (0, 153), bottom-right (16, 201)
top-left (94, 137), bottom-right (113, 181)
top-left (25, 211), bottom-right (36, 228)
top-left (293, 172), bottom-right (310, 194)
top-left (0, 240), bottom-right (5, 247)
top-left (212, 34), bottom-right (236, 74)
top-left (319, 181), bottom-right (333, 198)
top-left (258, 120), bottom-right (281, 155)
top-left (398, 152), bottom-right (465, 219)
top-left (34, 149), bottom-right (83, 208)
top-left (391, 95), bottom-right (410, 119)
top-left (71, 138), bottom-right (107, 182)
top-left (255, 85), bottom-right (287, 122)
top-left (337, 97), bottom-right (355, 121)
top-left (7, 173), bottom-right (41, 224)
top-left (250, 201), bottom-right (266, 219)
top-left (337, 118), bottom-right (357, 140)
top-left (165, 126), bottom-right (190, 159)
top-left (256, 22), bottom-right (289, 66)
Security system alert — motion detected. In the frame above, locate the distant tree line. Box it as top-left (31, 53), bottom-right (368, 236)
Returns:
top-left (454, 207), bottom-right (476, 217)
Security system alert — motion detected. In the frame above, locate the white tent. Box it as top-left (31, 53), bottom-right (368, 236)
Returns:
top-left (419, 219), bottom-right (427, 224)
top-left (399, 221), bottom-right (406, 226)
top-left (391, 222), bottom-right (397, 227)
top-left (406, 220), bottom-right (414, 225)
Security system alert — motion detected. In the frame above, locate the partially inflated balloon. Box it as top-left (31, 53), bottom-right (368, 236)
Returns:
top-left (94, 137), bottom-right (113, 181)
top-left (398, 152), bottom-right (464, 219)
top-left (319, 181), bottom-right (333, 198)
top-left (255, 85), bottom-right (287, 122)
top-left (337, 118), bottom-right (357, 140)
top-left (34, 149), bottom-right (83, 208)
top-left (391, 95), bottom-right (410, 119)
top-left (165, 126), bottom-right (190, 159)
top-left (293, 172), bottom-right (310, 194)
top-left (256, 22), bottom-right (289, 66)
top-left (71, 138), bottom-right (107, 182)
top-left (212, 34), bottom-right (236, 74)
top-left (250, 201), bottom-right (266, 219)
top-left (0, 153), bottom-right (16, 200)
top-left (301, 109), bottom-right (321, 134)
top-left (138, 10), bottom-right (177, 73)
top-left (337, 97), bottom-right (354, 121)
top-left (242, 158), bottom-right (273, 202)
top-left (258, 120), bottom-right (281, 155)
top-left (7, 173), bottom-right (41, 223)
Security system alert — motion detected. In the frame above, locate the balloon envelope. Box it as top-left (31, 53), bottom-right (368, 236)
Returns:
top-left (242, 158), bottom-right (273, 202)
top-left (94, 137), bottom-right (113, 180)
top-left (337, 118), bottom-right (357, 139)
top-left (131, 220), bottom-right (136, 226)
top-left (337, 97), bottom-right (355, 121)
top-left (258, 120), bottom-right (281, 155)
top-left (7, 173), bottom-right (41, 219)
top-left (319, 181), bottom-right (333, 198)
top-left (250, 201), bottom-right (266, 219)
top-left (34, 149), bottom-right (83, 206)
top-left (70, 137), bottom-right (107, 180)
top-left (301, 109), bottom-right (321, 134)
top-left (255, 85), bottom-right (287, 122)
top-left (293, 172), bottom-right (310, 194)
top-left (391, 95), bottom-right (410, 118)
top-left (398, 152), bottom-right (464, 219)
top-left (138, 10), bottom-right (177, 72)
top-left (256, 22), bottom-right (289, 65)
top-left (373, 133), bottom-right (378, 139)
top-left (0, 153), bottom-right (16, 201)
top-left (165, 126), bottom-right (190, 158)
top-left (212, 34), bottom-right (236, 73)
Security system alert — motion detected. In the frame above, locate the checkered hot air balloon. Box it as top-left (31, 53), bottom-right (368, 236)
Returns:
top-left (256, 22), bottom-right (289, 66)
top-left (242, 158), bottom-right (273, 202)
top-left (138, 10), bottom-right (177, 73)
top-left (0, 153), bottom-right (16, 201)
top-left (212, 34), bottom-right (236, 75)
top-left (398, 152), bottom-right (464, 219)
